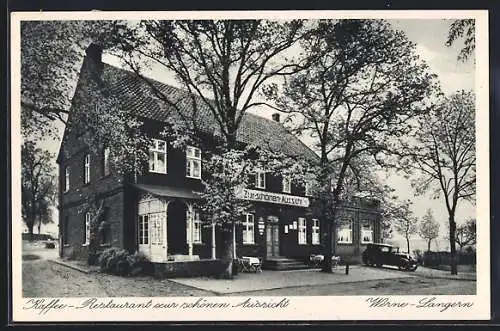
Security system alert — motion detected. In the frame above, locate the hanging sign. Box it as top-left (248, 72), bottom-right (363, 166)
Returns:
top-left (257, 217), bottom-right (265, 235)
top-left (235, 188), bottom-right (310, 207)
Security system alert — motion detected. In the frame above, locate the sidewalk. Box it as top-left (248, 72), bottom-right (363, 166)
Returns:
top-left (168, 265), bottom-right (417, 295)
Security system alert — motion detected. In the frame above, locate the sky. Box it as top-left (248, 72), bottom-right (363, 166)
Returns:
top-left (35, 18), bottom-right (476, 248)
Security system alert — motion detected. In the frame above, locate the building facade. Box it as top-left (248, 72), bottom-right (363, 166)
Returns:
top-left (58, 44), bottom-right (382, 265)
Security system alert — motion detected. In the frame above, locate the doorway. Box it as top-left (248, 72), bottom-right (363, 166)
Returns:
top-left (266, 216), bottom-right (280, 257)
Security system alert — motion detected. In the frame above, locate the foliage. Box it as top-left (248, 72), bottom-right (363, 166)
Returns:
top-left (391, 199), bottom-right (418, 254)
top-left (110, 19), bottom-right (315, 278)
top-left (264, 19), bottom-right (439, 272)
top-left (21, 141), bottom-right (57, 240)
top-left (418, 209), bottom-right (440, 252)
top-left (98, 247), bottom-right (153, 276)
top-left (20, 20), bottom-right (117, 138)
top-left (403, 90), bottom-right (475, 274)
top-left (455, 218), bottom-right (476, 251)
top-left (198, 144), bottom-right (314, 229)
top-left (446, 19), bottom-right (475, 62)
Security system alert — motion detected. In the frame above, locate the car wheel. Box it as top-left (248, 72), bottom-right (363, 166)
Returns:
top-left (398, 263), bottom-right (406, 270)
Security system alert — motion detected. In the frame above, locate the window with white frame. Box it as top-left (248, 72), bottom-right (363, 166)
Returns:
top-left (312, 219), bottom-right (320, 245)
top-left (337, 219), bottom-right (353, 244)
top-left (84, 212), bottom-right (91, 245)
top-left (282, 175), bottom-right (291, 193)
top-left (255, 170), bottom-right (266, 189)
top-left (138, 196), bottom-right (166, 246)
top-left (186, 146), bottom-right (201, 179)
top-left (361, 220), bottom-right (374, 244)
top-left (103, 147), bottom-right (110, 176)
top-left (186, 208), bottom-right (202, 244)
top-left (64, 167), bottom-right (70, 192)
top-left (243, 214), bottom-right (255, 244)
top-left (149, 139), bottom-right (167, 174)
top-left (305, 181), bottom-right (312, 196)
top-left (149, 213), bottom-right (164, 245)
top-left (138, 215), bottom-right (149, 245)
top-left (84, 154), bottom-right (90, 184)
top-left (298, 217), bottom-right (307, 245)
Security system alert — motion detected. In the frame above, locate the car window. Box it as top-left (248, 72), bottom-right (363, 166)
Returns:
top-left (381, 246), bottom-right (390, 253)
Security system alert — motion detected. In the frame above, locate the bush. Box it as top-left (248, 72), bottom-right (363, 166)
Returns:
top-left (45, 241), bottom-right (56, 249)
top-left (98, 247), bottom-right (153, 276)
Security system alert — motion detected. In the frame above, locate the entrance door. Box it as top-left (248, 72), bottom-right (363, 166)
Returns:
top-left (266, 216), bottom-right (280, 257)
top-left (138, 213), bottom-right (167, 263)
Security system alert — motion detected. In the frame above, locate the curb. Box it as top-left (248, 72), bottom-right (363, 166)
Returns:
top-left (49, 259), bottom-right (91, 274)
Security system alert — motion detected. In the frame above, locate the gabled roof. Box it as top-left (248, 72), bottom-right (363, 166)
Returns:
top-left (98, 62), bottom-right (319, 162)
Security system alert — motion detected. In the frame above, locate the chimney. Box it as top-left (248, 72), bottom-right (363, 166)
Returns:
top-left (84, 42), bottom-right (104, 76)
top-left (271, 113), bottom-right (280, 123)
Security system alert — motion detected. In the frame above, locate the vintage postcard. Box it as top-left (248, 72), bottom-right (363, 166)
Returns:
top-left (10, 10), bottom-right (490, 322)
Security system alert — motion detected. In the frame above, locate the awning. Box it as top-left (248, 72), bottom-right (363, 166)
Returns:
top-left (132, 183), bottom-right (202, 200)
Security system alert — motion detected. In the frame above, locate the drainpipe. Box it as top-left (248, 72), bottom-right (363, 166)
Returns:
top-left (188, 204), bottom-right (193, 257)
top-left (232, 222), bottom-right (236, 258)
top-left (211, 222), bottom-right (216, 259)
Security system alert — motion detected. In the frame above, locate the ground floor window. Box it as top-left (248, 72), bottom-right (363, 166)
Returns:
top-left (311, 219), bottom-right (320, 245)
top-left (186, 208), bottom-right (202, 244)
top-left (138, 196), bottom-right (167, 246)
top-left (337, 219), bottom-right (353, 244)
top-left (361, 220), bottom-right (374, 243)
top-left (150, 213), bottom-right (165, 245)
top-left (84, 212), bottom-right (91, 245)
top-left (138, 215), bottom-right (149, 244)
top-left (298, 217), bottom-right (307, 245)
top-left (243, 213), bottom-right (255, 244)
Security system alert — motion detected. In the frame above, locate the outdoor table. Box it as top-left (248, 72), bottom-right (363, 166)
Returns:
top-left (240, 256), bottom-right (262, 273)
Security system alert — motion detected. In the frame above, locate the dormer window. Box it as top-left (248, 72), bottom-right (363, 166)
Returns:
top-left (255, 170), bottom-right (266, 189)
top-left (186, 146), bottom-right (201, 179)
top-left (149, 139), bottom-right (167, 174)
top-left (305, 181), bottom-right (312, 196)
top-left (103, 147), bottom-right (110, 176)
top-left (84, 154), bottom-right (90, 184)
top-left (282, 175), bottom-right (291, 193)
top-left (64, 166), bottom-right (70, 192)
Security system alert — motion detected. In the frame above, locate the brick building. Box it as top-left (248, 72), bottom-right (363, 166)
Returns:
top-left (57, 44), bottom-right (382, 266)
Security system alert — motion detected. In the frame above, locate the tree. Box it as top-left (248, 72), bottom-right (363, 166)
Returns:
top-left (264, 19), bottom-right (438, 272)
top-left (112, 20), bottom-right (313, 278)
top-left (446, 19), bottom-right (475, 62)
top-left (455, 218), bottom-right (476, 252)
top-left (35, 198), bottom-right (54, 235)
top-left (418, 209), bottom-right (440, 252)
top-left (403, 90), bottom-right (475, 275)
top-left (20, 21), bottom-right (116, 137)
top-left (392, 200), bottom-right (418, 254)
top-left (21, 141), bottom-right (57, 241)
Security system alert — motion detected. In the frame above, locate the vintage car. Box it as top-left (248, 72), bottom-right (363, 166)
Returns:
top-left (362, 243), bottom-right (418, 271)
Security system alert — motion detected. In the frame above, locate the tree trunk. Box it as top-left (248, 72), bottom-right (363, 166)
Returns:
top-left (37, 220), bottom-right (41, 234)
top-left (220, 223), bottom-right (234, 279)
top-left (448, 217), bottom-right (458, 275)
top-left (427, 239), bottom-right (431, 253)
top-left (406, 235), bottom-right (410, 255)
top-left (321, 198), bottom-right (333, 273)
top-left (28, 223), bottom-right (34, 241)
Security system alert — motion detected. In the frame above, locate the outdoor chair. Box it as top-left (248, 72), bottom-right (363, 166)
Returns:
top-left (309, 254), bottom-right (341, 268)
